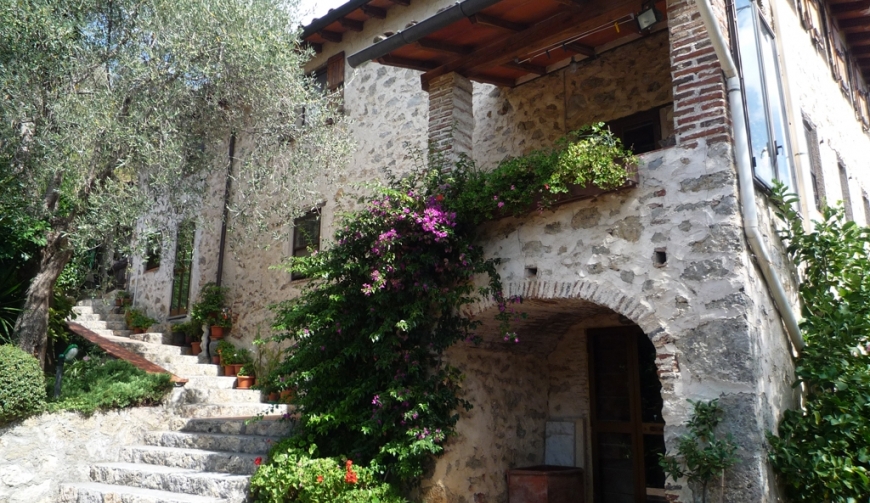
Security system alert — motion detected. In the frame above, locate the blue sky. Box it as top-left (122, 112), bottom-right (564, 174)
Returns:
top-left (299, 0), bottom-right (348, 26)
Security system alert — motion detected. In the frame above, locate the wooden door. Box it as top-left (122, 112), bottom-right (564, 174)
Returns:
top-left (588, 327), bottom-right (666, 503)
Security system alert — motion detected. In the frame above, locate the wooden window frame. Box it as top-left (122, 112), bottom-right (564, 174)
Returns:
top-left (803, 119), bottom-right (826, 211)
top-left (839, 162), bottom-right (854, 222)
top-left (291, 209), bottom-right (322, 281)
top-left (169, 221), bottom-right (195, 317)
top-left (144, 234), bottom-right (162, 272)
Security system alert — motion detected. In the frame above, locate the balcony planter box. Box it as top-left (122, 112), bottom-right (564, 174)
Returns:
top-left (507, 465), bottom-right (584, 503)
top-left (495, 168), bottom-right (638, 222)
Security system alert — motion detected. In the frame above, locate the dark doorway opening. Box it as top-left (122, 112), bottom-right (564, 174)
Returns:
top-left (588, 326), bottom-right (666, 503)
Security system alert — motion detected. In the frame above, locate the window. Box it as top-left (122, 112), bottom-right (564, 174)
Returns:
top-left (736, 0), bottom-right (795, 190)
top-left (303, 52), bottom-right (345, 126)
top-left (803, 120), bottom-right (825, 211)
top-left (291, 210), bottom-right (321, 280)
top-left (839, 163), bottom-right (854, 221)
top-left (796, 0), bottom-right (826, 50)
top-left (606, 105), bottom-right (671, 154)
top-left (169, 221), bottom-right (195, 317)
top-left (144, 233), bottom-right (161, 271)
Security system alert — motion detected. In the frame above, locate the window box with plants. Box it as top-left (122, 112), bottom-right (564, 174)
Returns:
top-left (126, 309), bottom-right (157, 334)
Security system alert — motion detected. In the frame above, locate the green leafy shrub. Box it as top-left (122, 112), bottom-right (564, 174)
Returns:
top-left (0, 344), bottom-right (46, 424)
top-left (767, 189), bottom-right (870, 502)
top-left (191, 283), bottom-right (229, 326)
top-left (660, 399), bottom-right (737, 502)
top-left (47, 353), bottom-right (173, 414)
top-left (126, 308), bottom-right (157, 330)
top-left (250, 445), bottom-right (407, 503)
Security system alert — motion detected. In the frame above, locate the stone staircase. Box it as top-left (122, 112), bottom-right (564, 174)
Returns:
top-left (59, 299), bottom-right (291, 503)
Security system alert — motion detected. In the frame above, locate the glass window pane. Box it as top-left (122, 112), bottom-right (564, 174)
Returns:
top-left (597, 433), bottom-right (635, 503)
top-left (759, 22), bottom-right (794, 189)
top-left (594, 342), bottom-right (632, 422)
top-left (736, 0), bottom-right (775, 186)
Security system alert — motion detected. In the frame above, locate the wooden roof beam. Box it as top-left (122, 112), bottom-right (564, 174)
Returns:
top-left (469, 13), bottom-right (528, 32)
top-left (503, 61), bottom-right (547, 75)
top-left (339, 18), bottom-right (364, 32)
top-left (361, 5), bottom-right (387, 19)
top-left (835, 16), bottom-right (870, 32)
top-left (847, 31), bottom-right (870, 45)
top-left (830, 0), bottom-right (870, 16)
top-left (469, 73), bottom-right (518, 88)
top-left (565, 42), bottom-right (596, 57)
top-left (422, 0), bottom-right (638, 90)
top-left (387, 0), bottom-right (410, 6)
top-left (417, 38), bottom-right (473, 56)
top-left (319, 30), bottom-right (343, 43)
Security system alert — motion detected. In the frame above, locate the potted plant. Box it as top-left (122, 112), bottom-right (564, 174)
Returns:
top-left (191, 283), bottom-right (227, 323)
top-left (216, 340), bottom-right (237, 375)
top-left (210, 308), bottom-right (232, 339)
top-left (170, 321), bottom-right (191, 346)
top-left (236, 364), bottom-right (255, 389)
top-left (127, 308), bottom-right (157, 334)
top-left (233, 348), bottom-right (252, 377)
top-left (115, 290), bottom-right (132, 306)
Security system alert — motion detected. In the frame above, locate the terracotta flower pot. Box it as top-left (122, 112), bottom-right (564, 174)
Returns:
top-left (268, 392), bottom-right (279, 403)
top-left (280, 389), bottom-right (294, 403)
top-left (231, 363), bottom-right (244, 375)
top-left (190, 341), bottom-right (201, 355)
top-left (133, 328), bottom-right (145, 334)
top-left (223, 365), bottom-right (237, 377)
top-left (115, 299), bottom-right (122, 306)
top-left (211, 355), bottom-right (220, 365)
top-left (236, 375), bottom-right (255, 389)
top-left (210, 326), bottom-right (224, 339)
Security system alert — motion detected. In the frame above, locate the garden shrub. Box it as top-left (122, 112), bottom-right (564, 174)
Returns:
top-left (768, 188), bottom-right (870, 502)
top-left (47, 352), bottom-right (173, 414)
top-left (0, 344), bottom-right (46, 423)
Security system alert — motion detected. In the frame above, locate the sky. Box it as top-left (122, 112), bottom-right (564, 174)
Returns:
top-left (298, 0), bottom-right (349, 27)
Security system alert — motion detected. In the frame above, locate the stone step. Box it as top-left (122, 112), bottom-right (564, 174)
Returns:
top-left (121, 445), bottom-right (260, 476)
top-left (143, 431), bottom-right (278, 455)
top-left (162, 362), bottom-right (221, 377)
top-left (180, 388), bottom-right (265, 405)
top-left (78, 319), bottom-right (128, 331)
top-left (170, 417), bottom-right (291, 437)
top-left (174, 403), bottom-right (290, 419)
top-left (74, 313), bottom-right (101, 321)
top-left (72, 305), bottom-right (94, 315)
top-left (89, 463), bottom-right (248, 501)
top-left (58, 481), bottom-right (229, 503)
top-left (129, 332), bottom-right (174, 345)
top-left (181, 376), bottom-right (238, 390)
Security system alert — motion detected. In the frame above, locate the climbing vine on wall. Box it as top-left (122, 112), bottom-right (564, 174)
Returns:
top-left (767, 186), bottom-right (870, 502)
top-left (250, 124), bottom-right (636, 501)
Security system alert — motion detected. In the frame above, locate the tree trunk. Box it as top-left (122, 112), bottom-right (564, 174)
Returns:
top-left (14, 232), bottom-right (73, 368)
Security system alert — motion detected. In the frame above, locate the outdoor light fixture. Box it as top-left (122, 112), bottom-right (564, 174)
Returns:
top-left (54, 344), bottom-right (79, 398)
top-left (637, 1), bottom-right (663, 32)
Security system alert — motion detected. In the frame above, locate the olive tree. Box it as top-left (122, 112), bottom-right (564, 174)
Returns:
top-left (0, 0), bottom-right (351, 365)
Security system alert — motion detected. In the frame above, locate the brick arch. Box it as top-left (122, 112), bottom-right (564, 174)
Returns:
top-left (471, 279), bottom-right (679, 386)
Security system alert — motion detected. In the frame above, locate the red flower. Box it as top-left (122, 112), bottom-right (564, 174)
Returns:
top-left (435, 194), bottom-right (444, 202)
top-left (345, 471), bottom-right (358, 484)
top-left (254, 457), bottom-right (262, 466)
top-left (345, 460), bottom-right (353, 469)
top-left (317, 475), bottom-right (324, 483)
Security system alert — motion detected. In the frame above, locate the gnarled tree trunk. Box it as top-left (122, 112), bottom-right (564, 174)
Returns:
top-left (14, 232), bottom-right (73, 368)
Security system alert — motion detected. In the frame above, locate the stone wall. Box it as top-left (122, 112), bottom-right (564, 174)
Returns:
top-left (0, 407), bottom-right (172, 503)
top-left (473, 31), bottom-right (673, 168)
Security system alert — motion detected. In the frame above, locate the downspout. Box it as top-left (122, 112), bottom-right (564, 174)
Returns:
top-left (696, 0), bottom-right (805, 351)
top-left (215, 133), bottom-right (234, 288)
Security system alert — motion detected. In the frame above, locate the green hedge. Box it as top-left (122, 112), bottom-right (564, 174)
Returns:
top-left (0, 344), bottom-right (46, 424)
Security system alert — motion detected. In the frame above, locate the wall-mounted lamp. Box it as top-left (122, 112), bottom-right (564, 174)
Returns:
top-left (54, 344), bottom-right (79, 398)
top-left (637, 1), bottom-right (663, 32)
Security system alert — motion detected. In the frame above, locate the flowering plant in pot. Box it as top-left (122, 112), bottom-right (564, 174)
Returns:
top-left (210, 308), bottom-right (232, 339)
top-left (216, 340), bottom-right (238, 375)
top-left (115, 290), bottom-right (132, 306)
top-left (191, 283), bottom-right (228, 325)
top-left (126, 309), bottom-right (156, 334)
top-left (236, 364), bottom-right (255, 389)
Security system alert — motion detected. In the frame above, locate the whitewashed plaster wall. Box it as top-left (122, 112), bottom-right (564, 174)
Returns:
top-left (771, 0), bottom-right (870, 225)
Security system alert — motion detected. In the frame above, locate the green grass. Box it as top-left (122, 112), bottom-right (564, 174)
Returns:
top-left (46, 350), bottom-right (173, 415)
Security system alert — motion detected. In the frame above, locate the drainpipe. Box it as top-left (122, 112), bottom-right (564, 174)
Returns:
top-left (215, 134), bottom-right (234, 288)
top-left (696, 0), bottom-right (805, 351)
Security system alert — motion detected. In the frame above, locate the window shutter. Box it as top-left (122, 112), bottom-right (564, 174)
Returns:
top-left (327, 52), bottom-right (345, 91)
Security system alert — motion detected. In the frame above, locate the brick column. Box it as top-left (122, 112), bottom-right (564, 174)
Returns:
top-left (668, 0), bottom-right (732, 148)
top-left (427, 72), bottom-right (473, 163)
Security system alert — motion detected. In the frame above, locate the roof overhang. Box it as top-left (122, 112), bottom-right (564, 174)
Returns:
top-left (346, 0), bottom-right (669, 89)
top-left (301, 0), bottom-right (412, 53)
top-left (831, 0), bottom-right (870, 81)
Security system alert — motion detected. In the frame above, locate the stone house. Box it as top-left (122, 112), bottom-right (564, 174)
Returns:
top-left (127, 0), bottom-right (870, 501)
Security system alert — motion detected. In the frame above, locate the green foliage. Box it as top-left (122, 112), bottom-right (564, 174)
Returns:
top-left (0, 270), bottom-right (25, 344)
top-left (172, 320), bottom-right (202, 339)
top-left (249, 445), bottom-right (408, 503)
top-left (767, 187), bottom-right (870, 502)
top-left (447, 123), bottom-right (636, 225)
top-left (191, 283), bottom-right (229, 326)
top-left (126, 308), bottom-right (157, 330)
top-left (47, 353), bottom-right (173, 414)
top-left (0, 344), bottom-right (46, 424)
top-left (659, 399), bottom-right (737, 499)
top-left (238, 364), bottom-right (255, 377)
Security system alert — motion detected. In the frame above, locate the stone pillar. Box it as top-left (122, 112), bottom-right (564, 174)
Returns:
top-left (668, 0), bottom-right (732, 148)
top-left (427, 72), bottom-right (473, 163)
